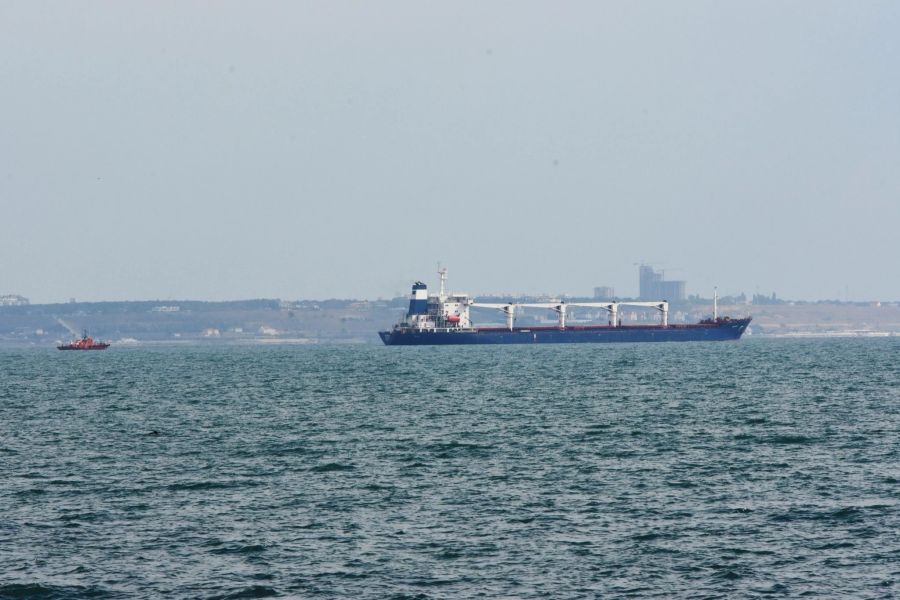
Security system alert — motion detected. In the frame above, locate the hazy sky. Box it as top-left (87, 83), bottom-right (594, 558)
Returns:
top-left (2, 2), bottom-right (899, 303)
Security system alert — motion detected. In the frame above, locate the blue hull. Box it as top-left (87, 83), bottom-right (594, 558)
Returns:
top-left (379, 319), bottom-right (751, 345)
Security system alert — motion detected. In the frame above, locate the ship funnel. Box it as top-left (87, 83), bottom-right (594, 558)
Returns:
top-left (408, 282), bottom-right (428, 316)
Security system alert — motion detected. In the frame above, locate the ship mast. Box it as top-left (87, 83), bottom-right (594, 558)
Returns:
top-left (714, 286), bottom-right (718, 321)
top-left (438, 265), bottom-right (448, 301)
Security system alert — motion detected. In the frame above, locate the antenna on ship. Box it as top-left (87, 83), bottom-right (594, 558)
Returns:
top-left (713, 286), bottom-right (718, 321)
top-left (438, 263), bottom-right (448, 301)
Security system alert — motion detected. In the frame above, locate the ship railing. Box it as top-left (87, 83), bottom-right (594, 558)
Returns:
top-left (411, 327), bottom-right (474, 333)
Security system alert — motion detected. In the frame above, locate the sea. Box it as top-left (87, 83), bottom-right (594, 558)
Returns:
top-left (1, 337), bottom-right (899, 599)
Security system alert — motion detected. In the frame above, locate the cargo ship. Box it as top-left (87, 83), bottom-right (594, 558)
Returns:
top-left (379, 269), bottom-right (750, 346)
top-left (57, 330), bottom-right (110, 351)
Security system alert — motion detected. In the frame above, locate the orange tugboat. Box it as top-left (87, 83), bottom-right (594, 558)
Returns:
top-left (57, 330), bottom-right (110, 351)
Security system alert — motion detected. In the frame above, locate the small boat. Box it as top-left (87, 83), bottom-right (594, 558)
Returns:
top-left (58, 330), bottom-right (110, 351)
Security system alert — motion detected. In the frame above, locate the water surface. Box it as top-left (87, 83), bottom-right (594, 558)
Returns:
top-left (2, 338), bottom-right (899, 598)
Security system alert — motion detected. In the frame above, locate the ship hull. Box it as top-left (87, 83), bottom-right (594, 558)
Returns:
top-left (379, 319), bottom-right (751, 346)
top-left (57, 345), bottom-right (110, 350)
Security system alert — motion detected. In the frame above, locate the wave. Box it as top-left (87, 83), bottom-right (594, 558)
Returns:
top-left (310, 462), bottom-right (356, 473)
top-left (205, 585), bottom-right (278, 599)
top-left (0, 583), bottom-right (115, 599)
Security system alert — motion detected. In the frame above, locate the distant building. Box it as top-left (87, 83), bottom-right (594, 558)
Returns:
top-left (639, 265), bottom-right (685, 301)
top-left (593, 286), bottom-right (615, 300)
top-left (151, 305), bottom-right (181, 312)
top-left (0, 294), bottom-right (29, 306)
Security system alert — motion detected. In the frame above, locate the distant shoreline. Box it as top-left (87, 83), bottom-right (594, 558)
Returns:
top-left (2, 298), bottom-right (899, 346)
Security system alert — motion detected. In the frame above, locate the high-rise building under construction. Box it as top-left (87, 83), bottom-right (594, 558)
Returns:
top-left (639, 265), bottom-right (685, 301)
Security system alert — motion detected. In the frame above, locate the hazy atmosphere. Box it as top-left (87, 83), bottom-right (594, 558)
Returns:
top-left (2, 2), bottom-right (899, 303)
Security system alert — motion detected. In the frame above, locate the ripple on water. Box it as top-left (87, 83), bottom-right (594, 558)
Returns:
top-left (205, 585), bottom-right (279, 599)
top-left (0, 583), bottom-right (116, 599)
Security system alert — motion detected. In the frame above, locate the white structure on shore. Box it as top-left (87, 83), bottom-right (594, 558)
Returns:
top-left (0, 294), bottom-right (29, 306)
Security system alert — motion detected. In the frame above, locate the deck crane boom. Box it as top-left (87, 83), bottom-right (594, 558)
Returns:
top-left (469, 302), bottom-right (517, 330)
